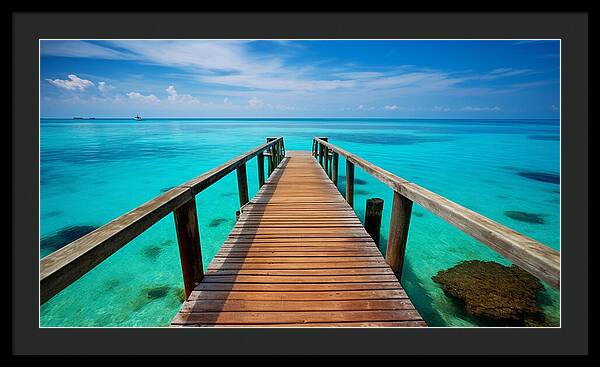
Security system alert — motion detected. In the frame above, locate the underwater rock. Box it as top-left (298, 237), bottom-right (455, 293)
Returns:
top-left (432, 260), bottom-right (544, 323)
top-left (517, 171), bottom-right (560, 184)
top-left (141, 245), bottom-right (162, 260)
top-left (159, 186), bottom-right (175, 193)
top-left (355, 189), bottom-right (370, 196)
top-left (44, 210), bottom-right (63, 218)
top-left (174, 287), bottom-right (186, 303)
top-left (413, 211), bottom-right (424, 217)
top-left (104, 278), bottom-right (121, 291)
top-left (145, 286), bottom-right (170, 300)
top-left (40, 225), bottom-right (99, 253)
top-left (337, 176), bottom-right (368, 185)
top-left (220, 192), bottom-right (238, 197)
top-left (505, 210), bottom-right (546, 224)
top-left (209, 218), bottom-right (229, 228)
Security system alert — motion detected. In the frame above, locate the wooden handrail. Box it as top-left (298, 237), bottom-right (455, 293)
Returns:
top-left (313, 137), bottom-right (560, 289)
top-left (40, 137), bottom-right (285, 304)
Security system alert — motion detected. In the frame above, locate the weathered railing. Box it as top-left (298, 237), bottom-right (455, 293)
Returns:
top-left (313, 137), bottom-right (560, 289)
top-left (40, 137), bottom-right (286, 304)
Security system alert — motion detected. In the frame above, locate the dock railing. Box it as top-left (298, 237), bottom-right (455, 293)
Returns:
top-left (40, 137), bottom-right (285, 304)
top-left (313, 137), bottom-right (560, 289)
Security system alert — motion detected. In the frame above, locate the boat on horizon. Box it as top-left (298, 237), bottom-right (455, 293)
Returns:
top-left (134, 114), bottom-right (143, 121)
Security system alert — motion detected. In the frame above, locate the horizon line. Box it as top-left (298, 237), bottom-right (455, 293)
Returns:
top-left (40, 116), bottom-right (560, 120)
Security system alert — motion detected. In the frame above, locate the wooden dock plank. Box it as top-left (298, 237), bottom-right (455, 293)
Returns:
top-left (171, 150), bottom-right (425, 327)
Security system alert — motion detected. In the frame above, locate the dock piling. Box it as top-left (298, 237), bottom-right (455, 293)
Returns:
top-left (365, 198), bottom-right (384, 248)
top-left (346, 160), bottom-right (355, 207)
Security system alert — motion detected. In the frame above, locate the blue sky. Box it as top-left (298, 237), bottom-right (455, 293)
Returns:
top-left (40, 40), bottom-right (560, 118)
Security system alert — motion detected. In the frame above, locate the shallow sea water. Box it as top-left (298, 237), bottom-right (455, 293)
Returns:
top-left (40, 118), bottom-right (560, 327)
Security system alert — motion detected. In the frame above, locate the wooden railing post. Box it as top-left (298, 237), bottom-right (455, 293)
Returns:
top-left (323, 146), bottom-right (329, 175)
top-left (385, 191), bottom-right (413, 280)
top-left (258, 152), bottom-right (265, 187)
top-left (346, 160), bottom-right (354, 207)
top-left (317, 137), bottom-right (328, 167)
top-left (332, 152), bottom-right (339, 186)
top-left (273, 140), bottom-right (279, 166)
top-left (365, 198), bottom-right (384, 248)
top-left (173, 198), bottom-right (203, 299)
top-left (236, 162), bottom-right (249, 207)
top-left (266, 137), bottom-right (276, 176)
top-left (277, 139), bottom-right (282, 165)
top-left (318, 142), bottom-right (324, 167)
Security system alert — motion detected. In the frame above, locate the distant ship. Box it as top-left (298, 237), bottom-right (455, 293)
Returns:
top-left (134, 114), bottom-right (143, 121)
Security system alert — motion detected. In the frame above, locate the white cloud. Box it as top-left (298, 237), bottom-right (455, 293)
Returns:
top-left (165, 85), bottom-right (199, 104)
top-left (97, 81), bottom-right (115, 94)
top-left (248, 97), bottom-right (265, 108)
top-left (46, 74), bottom-right (94, 91)
top-left (460, 106), bottom-right (501, 112)
top-left (432, 106), bottom-right (451, 112)
top-left (384, 105), bottom-right (399, 111)
top-left (357, 105), bottom-right (374, 111)
top-left (126, 92), bottom-right (160, 103)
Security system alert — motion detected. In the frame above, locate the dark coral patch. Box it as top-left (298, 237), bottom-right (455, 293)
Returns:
top-left (41, 225), bottom-right (99, 253)
top-left (432, 260), bottom-right (544, 325)
top-left (44, 210), bottom-right (62, 218)
top-left (354, 178), bottom-right (368, 185)
top-left (413, 211), bottom-right (424, 217)
top-left (337, 175), bottom-right (368, 185)
top-left (141, 245), bottom-right (162, 260)
top-left (174, 287), bottom-right (186, 303)
top-left (517, 171), bottom-right (560, 184)
top-left (505, 211), bottom-right (546, 224)
top-left (209, 218), bottom-right (229, 228)
top-left (355, 189), bottom-right (370, 196)
top-left (104, 278), bottom-right (121, 291)
top-left (145, 286), bottom-right (170, 300)
top-left (159, 186), bottom-right (175, 193)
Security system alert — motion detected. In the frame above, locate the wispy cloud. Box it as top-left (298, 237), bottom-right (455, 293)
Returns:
top-left (41, 41), bottom-right (132, 60)
top-left (40, 40), bottom-right (560, 117)
top-left (460, 106), bottom-right (501, 112)
top-left (511, 80), bottom-right (556, 89)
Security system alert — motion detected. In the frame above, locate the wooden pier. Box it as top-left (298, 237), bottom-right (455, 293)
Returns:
top-left (40, 137), bottom-right (560, 328)
top-left (172, 151), bottom-right (425, 327)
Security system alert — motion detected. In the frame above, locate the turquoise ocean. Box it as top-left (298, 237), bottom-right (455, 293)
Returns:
top-left (40, 118), bottom-right (560, 327)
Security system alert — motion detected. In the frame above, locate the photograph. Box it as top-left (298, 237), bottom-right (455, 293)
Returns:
top-left (11, 11), bottom-right (588, 355)
top-left (38, 39), bottom-right (561, 328)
